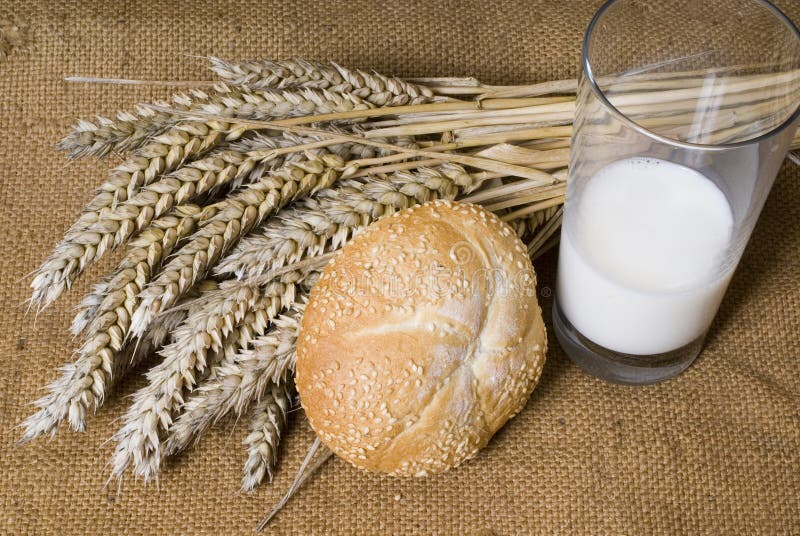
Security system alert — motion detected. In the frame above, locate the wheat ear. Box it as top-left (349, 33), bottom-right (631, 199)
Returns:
top-left (56, 89), bottom-right (216, 159)
top-left (40, 151), bottom-right (257, 297)
top-left (210, 57), bottom-right (435, 106)
top-left (63, 136), bottom-right (353, 301)
top-left (128, 153), bottom-right (343, 340)
top-left (164, 300), bottom-right (306, 457)
top-left (69, 204), bottom-right (212, 337)
top-left (56, 78), bottom-right (371, 159)
top-left (209, 58), bottom-right (346, 90)
top-left (70, 133), bottom-right (354, 265)
top-left (108, 267), bottom-right (308, 480)
top-left (39, 86), bottom-right (387, 312)
top-left (241, 383), bottom-right (294, 491)
top-left (201, 85), bottom-right (374, 121)
top-left (19, 299), bottom-right (190, 443)
top-left (34, 84), bottom-right (376, 309)
top-left (216, 164), bottom-right (481, 280)
top-left (30, 120), bottom-right (229, 308)
top-left (20, 206), bottom-right (206, 440)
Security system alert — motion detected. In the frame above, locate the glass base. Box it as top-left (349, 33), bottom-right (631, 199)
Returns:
top-left (552, 299), bottom-right (703, 385)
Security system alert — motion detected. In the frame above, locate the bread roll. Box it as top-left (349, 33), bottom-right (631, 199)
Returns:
top-left (296, 200), bottom-right (546, 476)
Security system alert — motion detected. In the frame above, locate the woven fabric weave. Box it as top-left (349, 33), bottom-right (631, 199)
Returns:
top-left (0, 1), bottom-right (798, 534)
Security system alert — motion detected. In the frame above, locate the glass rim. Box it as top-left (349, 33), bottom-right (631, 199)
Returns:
top-left (582, 0), bottom-right (800, 151)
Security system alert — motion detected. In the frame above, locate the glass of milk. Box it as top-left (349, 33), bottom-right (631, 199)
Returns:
top-left (553, 0), bottom-right (800, 384)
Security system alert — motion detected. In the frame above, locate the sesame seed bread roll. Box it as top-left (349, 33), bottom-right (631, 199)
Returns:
top-left (296, 200), bottom-right (547, 477)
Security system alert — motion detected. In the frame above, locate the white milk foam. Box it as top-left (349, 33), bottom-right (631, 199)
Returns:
top-left (557, 157), bottom-right (735, 355)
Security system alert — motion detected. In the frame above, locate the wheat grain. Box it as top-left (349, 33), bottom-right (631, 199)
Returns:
top-left (216, 164), bottom-right (481, 280)
top-left (164, 301), bottom-right (305, 457)
top-left (241, 383), bottom-right (294, 491)
top-left (128, 153), bottom-right (343, 340)
top-left (210, 57), bottom-right (435, 106)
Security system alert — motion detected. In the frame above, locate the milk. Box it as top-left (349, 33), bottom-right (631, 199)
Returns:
top-left (557, 157), bottom-right (735, 355)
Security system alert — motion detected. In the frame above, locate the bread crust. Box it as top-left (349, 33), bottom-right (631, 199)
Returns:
top-left (296, 200), bottom-right (546, 476)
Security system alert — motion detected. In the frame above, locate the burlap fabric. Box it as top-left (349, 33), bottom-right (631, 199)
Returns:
top-left (1, 1), bottom-right (798, 534)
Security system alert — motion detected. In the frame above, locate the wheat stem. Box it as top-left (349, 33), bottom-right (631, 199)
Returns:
top-left (65, 76), bottom-right (217, 87)
top-left (527, 207), bottom-right (564, 257)
top-left (150, 106), bottom-right (555, 182)
top-left (256, 438), bottom-right (333, 531)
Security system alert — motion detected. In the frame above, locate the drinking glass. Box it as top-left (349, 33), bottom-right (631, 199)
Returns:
top-left (553, 0), bottom-right (800, 384)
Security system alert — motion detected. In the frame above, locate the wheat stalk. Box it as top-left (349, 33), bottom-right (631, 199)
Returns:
top-left (173, 134), bottom-right (317, 199)
top-left (507, 204), bottom-right (561, 240)
top-left (34, 85), bottom-right (384, 309)
top-left (128, 152), bottom-right (344, 340)
top-left (109, 262), bottom-right (314, 480)
top-left (256, 437), bottom-right (332, 530)
top-left (241, 383), bottom-right (294, 491)
top-left (56, 90), bottom-right (214, 159)
top-left (149, 106), bottom-right (555, 182)
top-left (210, 57), bottom-right (435, 106)
top-left (30, 121), bottom-right (228, 308)
top-left (19, 296), bottom-right (191, 442)
top-left (21, 207), bottom-right (207, 440)
top-left (216, 164), bottom-right (484, 280)
top-left (164, 300), bottom-right (305, 457)
top-left (70, 145), bottom-right (283, 335)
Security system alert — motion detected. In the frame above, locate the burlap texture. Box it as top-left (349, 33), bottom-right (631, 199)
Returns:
top-left (0, 1), bottom-right (798, 534)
